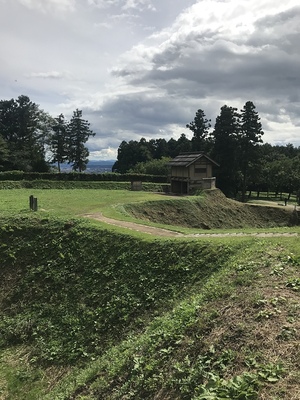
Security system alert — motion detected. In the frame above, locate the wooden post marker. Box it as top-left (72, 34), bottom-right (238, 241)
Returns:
top-left (33, 197), bottom-right (38, 211)
top-left (29, 195), bottom-right (38, 211)
top-left (29, 195), bottom-right (34, 210)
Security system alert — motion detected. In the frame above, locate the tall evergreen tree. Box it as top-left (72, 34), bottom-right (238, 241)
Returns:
top-left (67, 109), bottom-right (95, 172)
top-left (166, 138), bottom-right (179, 158)
top-left (211, 105), bottom-right (240, 196)
top-left (186, 109), bottom-right (211, 152)
top-left (0, 135), bottom-right (9, 170)
top-left (112, 138), bottom-right (152, 173)
top-left (148, 138), bottom-right (168, 159)
top-left (0, 95), bottom-right (50, 171)
top-left (50, 114), bottom-right (68, 172)
top-left (176, 133), bottom-right (192, 154)
top-left (238, 101), bottom-right (264, 201)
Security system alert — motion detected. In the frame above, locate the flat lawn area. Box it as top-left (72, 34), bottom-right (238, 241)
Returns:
top-left (1, 189), bottom-right (299, 236)
top-left (0, 189), bottom-right (173, 219)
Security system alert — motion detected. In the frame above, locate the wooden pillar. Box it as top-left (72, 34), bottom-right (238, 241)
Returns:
top-left (29, 195), bottom-right (38, 211)
top-left (29, 195), bottom-right (34, 210)
top-left (32, 197), bottom-right (38, 211)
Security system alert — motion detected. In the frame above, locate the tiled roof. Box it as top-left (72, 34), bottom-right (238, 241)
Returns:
top-left (169, 152), bottom-right (219, 167)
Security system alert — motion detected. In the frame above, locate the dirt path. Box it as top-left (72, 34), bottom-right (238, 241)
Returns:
top-left (84, 213), bottom-right (182, 237)
top-left (84, 213), bottom-right (299, 238)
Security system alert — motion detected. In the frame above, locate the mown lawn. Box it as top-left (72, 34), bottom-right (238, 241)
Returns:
top-left (0, 189), bottom-right (172, 219)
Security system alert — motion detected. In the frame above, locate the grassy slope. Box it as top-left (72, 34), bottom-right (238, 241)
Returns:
top-left (124, 189), bottom-right (298, 229)
top-left (0, 218), bottom-right (299, 399)
top-left (0, 188), bottom-right (299, 399)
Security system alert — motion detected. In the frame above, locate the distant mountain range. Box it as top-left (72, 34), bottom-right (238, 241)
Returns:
top-left (59, 160), bottom-right (116, 173)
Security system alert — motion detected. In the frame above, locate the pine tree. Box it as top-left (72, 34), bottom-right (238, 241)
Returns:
top-left (186, 109), bottom-right (211, 152)
top-left (67, 109), bottom-right (95, 172)
top-left (239, 101), bottom-right (264, 201)
top-left (0, 95), bottom-right (50, 171)
top-left (211, 105), bottom-right (240, 196)
top-left (0, 135), bottom-right (9, 170)
top-left (50, 114), bottom-right (68, 172)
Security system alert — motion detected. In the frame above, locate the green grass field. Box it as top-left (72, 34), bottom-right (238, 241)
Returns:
top-left (0, 189), bottom-right (169, 218)
top-left (1, 188), bottom-right (299, 236)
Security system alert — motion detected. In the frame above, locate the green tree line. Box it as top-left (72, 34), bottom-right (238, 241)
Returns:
top-left (113, 101), bottom-right (300, 200)
top-left (0, 95), bottom-right (95, 172)
top-left (1, 96), bottom-right (299, 200)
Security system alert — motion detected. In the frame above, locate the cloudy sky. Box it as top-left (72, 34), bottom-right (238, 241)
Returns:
top-left (1, 0), bottom-right (299, 160)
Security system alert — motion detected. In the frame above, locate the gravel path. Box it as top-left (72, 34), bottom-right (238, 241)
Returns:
top-left (84, 213), bottom-right (299, 238)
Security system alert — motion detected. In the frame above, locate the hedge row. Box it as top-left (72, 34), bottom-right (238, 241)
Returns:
top-left (0, 180), bottom-right (169, 191)
top-left (0, 171), bottom-right (168, 183)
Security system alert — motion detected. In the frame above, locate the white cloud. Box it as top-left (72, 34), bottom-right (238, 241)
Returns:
top-left (109, 1), bottom-right (300, 121)
top-left (89, 148), bottom-right (118, 160)
top-left (27, 71), bottom-right (72, 79)
top-left (87, 0), bottom-right (118, 8)
top-left (94, 21), bottom-right (112, 29)
top-left (1, 0), bottom-right (300, 159)
top-left (17, 0), bottom-right (76, 13)
top-left (122, 0), bottom-right (156, 11)
top-left (87, 0), bottom-right (156, 11)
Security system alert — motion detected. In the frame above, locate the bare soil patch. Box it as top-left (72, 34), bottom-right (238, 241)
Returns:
top-left (84, 213), bottom-right (183, 237)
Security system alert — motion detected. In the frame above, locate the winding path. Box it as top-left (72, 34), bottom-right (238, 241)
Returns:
top-left (84, 213), bottom-right (299, 238)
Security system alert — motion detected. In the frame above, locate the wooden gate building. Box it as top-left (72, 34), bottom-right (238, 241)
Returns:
top-left (169, 152), bottom-right (219, 194)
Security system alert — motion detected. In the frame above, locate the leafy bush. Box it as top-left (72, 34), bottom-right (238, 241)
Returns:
top-left (129, 157), bottom-right (171, 176)
top-left (0, 180), bottom-right (168, 191)
top-left (0, 171), bottom-right (168, 183)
